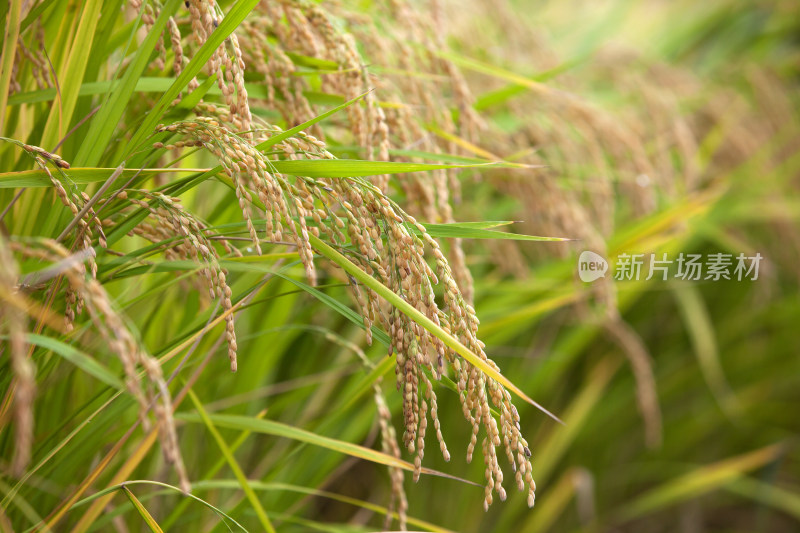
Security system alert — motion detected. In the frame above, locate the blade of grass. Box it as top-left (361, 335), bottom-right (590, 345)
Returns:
top-left (426, 124), bottom-right (501, 161)
top-left (257, 91), bottom-right (371, 151)
top-left (726, 476), bottom-right (800, 521)
top-left (618, 443), bottom-right (786, 522)
top-left (0, 161), bottom-right (496, 187)
top-left (162, 409), bottom-right (267, 529)
top-left (121, 486), bottom-right (164, 533)
top-left (68, 481), bottom-right (247, 532)
top-left (6, 77), bottom-right (343, 108)
top-left (24, 333), bottom-right (124, 390)
top-left (411, 222), bottom-right (573, 242)
top-left (187, 389), bottom-right (276, 533)
top-left (473, 56), bottom-right (584, 110)
top-left (0, 0), bottom-right (21, 131)
top-left (192, 480), bottom-right (455, 533)
top-left (177, 412), bottom-right (479, 486)
top-left (258, 159), bottom-right (502, 178)
top-left (432, 49), bottom-right (553, 96)
top-left (73, 0), bottom-right (183, 166)
top-left (0, 479), bottom-right (48, 532)
top-left (38, 0), bottom-right (102, 151)
top-left (175, 73), bottom-right (218, 110)
top-left (671, 283), bottom-right (738, 416)
top-left (388, 148), bottom-right (518, 166)
top-left (0, 167), bottom-right (209, 188)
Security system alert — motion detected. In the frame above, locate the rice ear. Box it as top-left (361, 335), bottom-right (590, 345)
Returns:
top-left (162, 114), bottom-right (538, 508)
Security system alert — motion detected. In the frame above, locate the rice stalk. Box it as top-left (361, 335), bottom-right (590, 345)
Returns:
top-left (124, 189), bottom-right (239, 371)
top-left (159, 116), bottom-right (538, 508)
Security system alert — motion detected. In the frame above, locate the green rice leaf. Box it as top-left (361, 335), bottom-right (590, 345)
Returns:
top-left (177, 412), bottom-right (478, 486)
top-left (69, 480), bottom-right (247, 532)
top-left (121, 486), bottom-right (164, 533)
top-left (38, 0), bottom-right (102, 151)
top-left (0, 167), bottom-right (207, 188)
top-left (24, 333), bottom-right (124, 390)
top-left (620, 443), bottom-right (786, 521)
top-left (73, 0), bottom-right (183, 166)
top-left (415, 222), bottom-right (573, 241)
top-left (0, 160), bottom-right (499, 188)
top-left (0, 0), bottom-right (21, 129)
top-left (187, 389), bottom-right (276, 533)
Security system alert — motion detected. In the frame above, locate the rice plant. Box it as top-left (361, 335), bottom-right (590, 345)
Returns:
top-left (1, 0), bottom-right (798, 531)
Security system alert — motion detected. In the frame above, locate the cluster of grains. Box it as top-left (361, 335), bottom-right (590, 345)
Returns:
top-left (333, 180), bottom-right (536, 510)
top-left (134, 0), bottom-right (252, 134)
top-left (1, 140), bottom-right (106, 331)
top-left (156, 119), bottom-right (319, 285)
top-left (343, 0), bottom-right (483, 301)
top-left (132, 0), bottom-right (383, 163)
top-left (13, 21), bottom-right (53, 92)
top-left (129, 0), bottom-right (481, 303)
top-left (124, 189), bottom-right (240, 371)
top-left (6, 17), bottom-right (52, 94)
top-left (5, 239), bottom-right (189, 491)
top-left (187, 0), bottom-right (252, 135)
top-left (387, 228), bottom-right (536, 508)
top-left (238, 15), bottom-right (316, 131)
top-left (0, 236), bottom-right (34, 475)
top-left (300, 0), bottom-right (388, 172)
top-left (128, 0), bottom-right (536, 510)
top-left (161, 118), bottom-right (537, 509)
